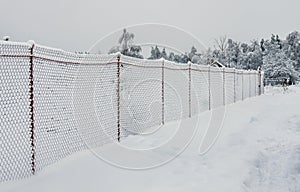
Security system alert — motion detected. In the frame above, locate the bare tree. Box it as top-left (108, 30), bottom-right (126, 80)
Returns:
top-left (214, 35), bottom-right (228, 52)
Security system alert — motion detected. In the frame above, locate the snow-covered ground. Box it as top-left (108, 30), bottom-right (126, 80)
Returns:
top-left (1, 85), bottom-right (300, 192)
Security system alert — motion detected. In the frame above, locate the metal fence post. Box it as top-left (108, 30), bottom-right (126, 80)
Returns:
top-left (188, 62), bottom-right (191, 118)
top-left (117, 54), bottom-right (121, 142)
top-left (222, 67), bottom-right (225, 106)
top-left (258, 68), bottom-right (262, 96)
top-left (233, 68), bottom-right (236, 103)
top-left (208, 66), bottom-right (211, 110)
top-left (242, 71), bottom-right (244, 100)
top-left (162, 59), bottom-right (165, 124)
top-left (262, 72), bottom-right (264, 94)
top-left (254, 72), bottom-right (257, 96)
top-left (29, 43), bottom-right (36, 175)
top-left (249, 71), bottom-right (251, 98)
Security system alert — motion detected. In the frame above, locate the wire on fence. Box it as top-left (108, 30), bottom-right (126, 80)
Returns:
top-left (0, 41), bottom-right (264, 182)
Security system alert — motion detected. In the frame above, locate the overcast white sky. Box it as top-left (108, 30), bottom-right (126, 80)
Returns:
top-left (1, 0), bottom-right (299, 53)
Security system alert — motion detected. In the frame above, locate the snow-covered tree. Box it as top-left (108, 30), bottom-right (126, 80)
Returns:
top-left (283, 31), bottom-right (300, 71)
top-left (109, 28), bottom-right (143, 59)
top-left (148, 46), bottom-right (161, 59)
top-left (180, 53), bottom-right (190, 63)
top-left (161, 48), bottom-right (168, 59)
top-left (249, 40), bottom-right (263, 70)
top-left (226, 39), bottom-right (240, 68)
top-left (168, 52), bottom-right (175, 62)
top-left (263, 47), bottom-right (299, 84)
top-left (191, 54), bottom-right (201, 64)
top-left (188, 46), bottom-right (197, 60)
top-left (154, 46), bottom-right (161, 59)
top-left (237, 40), bottom-right (263, 70)
top-left (118, 28), bottom-right (134, 53)
top-left (237, 43), bottom-right (250, 69)
top-left (201, 48), bottom-right (214, 65)
top-left (202, 32), bottom-right (300, 84)
top-left (126, 45), bottom-right (143, 59)
top-left (212, 49), bottom-right (226, 65)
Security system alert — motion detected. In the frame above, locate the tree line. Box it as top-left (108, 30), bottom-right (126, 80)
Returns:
top-left (109, 29), bottom-right (300, 85)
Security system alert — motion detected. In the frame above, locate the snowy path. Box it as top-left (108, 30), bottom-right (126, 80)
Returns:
top-left (1, 86), bottom-right (300, 192)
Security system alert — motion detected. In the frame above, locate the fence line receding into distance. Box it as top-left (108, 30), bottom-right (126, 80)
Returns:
top-left (0, 41), bottom-right (264, 182)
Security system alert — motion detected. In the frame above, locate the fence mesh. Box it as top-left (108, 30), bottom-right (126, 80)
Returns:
top-left (0, 41), bottom-right (264, 182)
top-left (224, 68), bottom-right (235, 105)
top-left (191, 65), bottom-right (210, 115)
top-left (164, 60), bottom-right (190, 121)
top-left (33, 46), bottom-right (82, 172)
top-left (210, 67), bottom-right (223, 108)
top-left (235, 70), bottom-right (243, 101)
top-left (119, 56), bottom-right (162, 135)
top-left (1, 42), bottom-right (32, 181)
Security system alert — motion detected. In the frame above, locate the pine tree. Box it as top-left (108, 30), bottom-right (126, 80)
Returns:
top-left (154, 46), bottom-right (161, 59)
top-left (161, 48), bottom-right (167, 59)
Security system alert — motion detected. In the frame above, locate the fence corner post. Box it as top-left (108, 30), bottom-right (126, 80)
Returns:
top-left (29, 43), bottom-right (36, 175)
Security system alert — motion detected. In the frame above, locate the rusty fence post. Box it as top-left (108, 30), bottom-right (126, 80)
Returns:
top-left (162, 59), bottom-right (165, 125)
top-left (262, 72), bottom-right (264, 94)
top-left (222, 67), bottom-right (225, 106)
top-left (117, 54), bottom-right (121, 142)
top-left (208, 66), bottom-right (211, 110)
top-left (188, 62), bottom-right (191, 118)
top-left (258, 68), bottom-right (262, 96)
top-left (29, 43), bottom-right (36, 175)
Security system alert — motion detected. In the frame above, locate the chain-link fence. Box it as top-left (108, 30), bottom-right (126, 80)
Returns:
top-left (0, 41), bottom-right (264, 182)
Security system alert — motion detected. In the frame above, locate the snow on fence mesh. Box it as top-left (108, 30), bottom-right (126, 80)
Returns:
top-left (0, 41), bottom-right (264, 182)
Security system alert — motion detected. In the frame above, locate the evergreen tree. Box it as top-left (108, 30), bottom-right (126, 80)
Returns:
top-left (149, 47), bottom-right (156, 59)
top-left (226, 39), bottom-right (240, 68)
top-left (249, 40), bottom-right (263, 70)
top-left (154, 46), bottom-right (161, 59)
top-left (161, 48), bottom-right (168, 59)
top-left (168, 52), bottom-right (175, 61)
top-left (283, 31), bottom-right (300, 72)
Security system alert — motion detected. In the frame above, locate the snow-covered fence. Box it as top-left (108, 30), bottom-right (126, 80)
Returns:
top-left (0, 41), bottom-right (264, 182)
